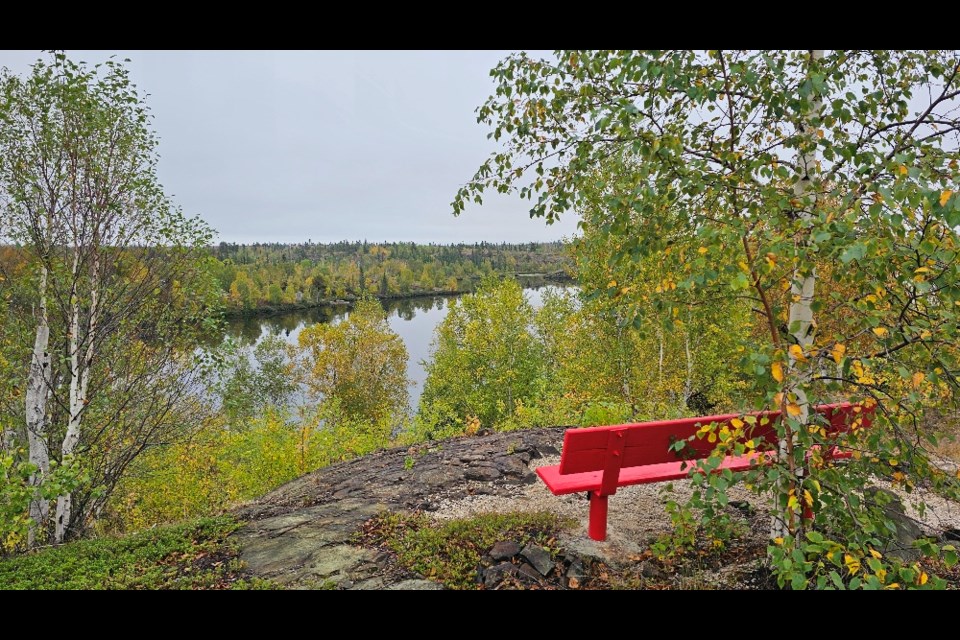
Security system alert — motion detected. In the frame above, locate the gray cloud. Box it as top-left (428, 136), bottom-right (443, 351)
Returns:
top-left (0, 50), bottom-right (581, 244)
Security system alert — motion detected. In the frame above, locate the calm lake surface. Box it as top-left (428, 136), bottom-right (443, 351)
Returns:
top-left (221, 285), bottom-right (568, 410)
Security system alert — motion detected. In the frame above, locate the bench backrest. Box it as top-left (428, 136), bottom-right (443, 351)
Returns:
top-left (558, 402), bottom-right (871, 476)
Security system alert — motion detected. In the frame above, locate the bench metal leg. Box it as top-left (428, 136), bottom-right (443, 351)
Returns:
top-left (589, 491), bottom-right (608, 541)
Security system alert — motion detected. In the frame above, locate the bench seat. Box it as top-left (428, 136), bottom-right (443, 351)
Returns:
top-left (536, 451), bottom-right (776, 495)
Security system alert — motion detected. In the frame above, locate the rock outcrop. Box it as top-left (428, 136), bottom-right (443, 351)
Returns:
top-left (234, 428), bottom-right (564, 588)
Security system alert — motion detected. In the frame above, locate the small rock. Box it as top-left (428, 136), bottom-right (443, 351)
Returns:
top-left (729, 500), bottom-right (754, 516)
top-left (566, 557), bottom-right (587, 580)
top-left (495, 455), bottom-right (528, 477)
top-left (465, 466), bottom-right (501, 481)
top-left (520, 544), bottom-right (554, 576)
top-left (519, 472), bottom-right (539, 485)
top-left (639, 561), bottom-right (666, 580)
top-left (489, 540), bottom-right (521, 561)
top-left (517, 563), bottom-right (543, 582)
top-left (483, 562), bottom-right (519, 588)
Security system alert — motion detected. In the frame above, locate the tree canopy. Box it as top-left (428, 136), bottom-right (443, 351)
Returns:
top-left (458, 50), bottom-right (960, 588)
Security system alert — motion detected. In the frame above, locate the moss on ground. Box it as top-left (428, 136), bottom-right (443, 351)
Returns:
top-left (0, 516), bottom-right (276, 590)
top-left (360, 510), bottom-right (570, 589)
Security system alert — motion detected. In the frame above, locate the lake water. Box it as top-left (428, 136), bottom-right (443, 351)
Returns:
top-left (222, 285), bottom-right (568, 410)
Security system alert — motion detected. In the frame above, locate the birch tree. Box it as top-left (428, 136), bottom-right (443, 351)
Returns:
top-left (457, 50), bottom-right (960, 587)
top-left (0, 53), bottom-right (219, 544)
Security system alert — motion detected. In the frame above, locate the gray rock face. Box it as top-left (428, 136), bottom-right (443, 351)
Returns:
top-left (232, 427), bottom-right (568, 589)
top-left (387, 579), bottom-right (445, 590)
top-left (465, 465), bottom-right (501, 481)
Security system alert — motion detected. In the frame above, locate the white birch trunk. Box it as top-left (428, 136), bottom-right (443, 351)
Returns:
top-left (658, 328), bottom-right (664, 386)
top-left (55, 254), bottom-right (99, 542)
top-left (26, 265), bottom-right (51, 546)
top-left (683, 325), bottom-right (694, 404)
top-left (771, 49), bottom-right (824, 541)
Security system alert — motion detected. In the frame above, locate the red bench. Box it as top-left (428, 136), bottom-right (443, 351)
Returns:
top-left (536, 402), bottom-right (873, 541)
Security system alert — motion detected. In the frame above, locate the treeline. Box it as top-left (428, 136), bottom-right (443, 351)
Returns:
top-left (207, 240), bottom-right (573, 314)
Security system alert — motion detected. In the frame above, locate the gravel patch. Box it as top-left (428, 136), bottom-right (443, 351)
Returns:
top-left (431, 453), bottom-right (960, 563)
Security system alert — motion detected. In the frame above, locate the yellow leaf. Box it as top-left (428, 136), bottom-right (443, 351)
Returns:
top-left (773, 537), bottom-right (784, 546)
top-left (911, 372), bottom-right (925, 388)
top-left (869, 548), bottom-right (883, 560)
top-left (787, 403), bottom-right (802, 417)
top-left (731, 418), bottom-right (744, 429)
top-left (919, 571), bottom-right (928, 586)
top-left (884, 582), bottom-right (900, 590)
top-left (787, 495), bottom-right (799, 510)
top-left (831, 343), bottom-right (846, 364)
top-left (789, 344), bottom-right (806, 362)
top-left (898, 165), bottom-right (908, 176)
top-left (607, 280), bottom-right (617, 288)
top-left (771, 362), bottom-right (784, 383)
top-left (698, 246), bottom-right (708, 255)
top-left (889, 459), bottom-right (898, 466)
top-left (844, 554), bottom-right (861, 574)
top-left (892, 471), bottom-right (905, 482)
top-left (940, 189), bottom-right (953, 207)
top-left (803, 490), bottom-right (814, 507)
top-left (876, 568), bottom-right (887, 582)
top-left (872, 327), bottom-right (888, 338)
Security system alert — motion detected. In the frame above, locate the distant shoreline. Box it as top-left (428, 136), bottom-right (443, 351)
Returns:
top-left (222, 272), bottom-right (576, 318)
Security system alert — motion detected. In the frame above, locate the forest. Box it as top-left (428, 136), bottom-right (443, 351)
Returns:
top-left (206, 240), bottom-right (572, 313)
top-left (2, 50), bottom-right (960, 590)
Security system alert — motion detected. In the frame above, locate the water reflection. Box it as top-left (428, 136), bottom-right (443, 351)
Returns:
top-left (220, 286), bottom-right (568, 409)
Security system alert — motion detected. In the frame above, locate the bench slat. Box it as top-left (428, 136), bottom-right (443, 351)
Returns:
top-left (538, 451), bottom-right (776, 495)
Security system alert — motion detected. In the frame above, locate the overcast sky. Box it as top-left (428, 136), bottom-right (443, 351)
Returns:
top-left (0, 50), bottom-right (580, 245)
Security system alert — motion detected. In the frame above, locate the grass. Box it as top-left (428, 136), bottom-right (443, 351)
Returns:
top-left (0, 516), bottom-right (275, 590)
top-left (360, 511), bottom-right (569, 590)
